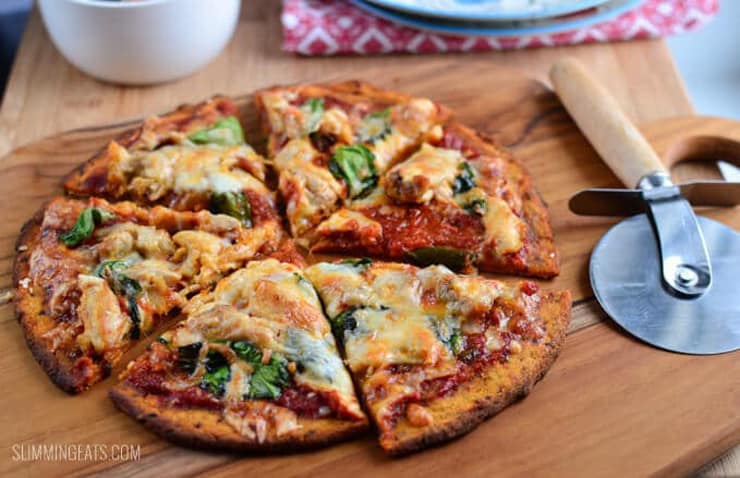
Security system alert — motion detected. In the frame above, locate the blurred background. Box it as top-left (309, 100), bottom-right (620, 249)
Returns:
top-left (0, 0), bottom-right (30, 99)
top-left (2, 0), bottom-right (737, 117)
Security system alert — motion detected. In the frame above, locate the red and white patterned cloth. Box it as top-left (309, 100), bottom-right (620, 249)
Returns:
top-left (282, 0), bottom-right (718, 55)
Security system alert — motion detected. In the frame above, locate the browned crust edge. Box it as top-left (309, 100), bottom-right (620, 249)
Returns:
top-left (109, 383), bottom-right (369, 453)
top-left (444, 121), bottom-right (560, 278)
top-left (380, 290), bottom-right (572, 456)
top-left (12, 201), bottom-right (99, 393)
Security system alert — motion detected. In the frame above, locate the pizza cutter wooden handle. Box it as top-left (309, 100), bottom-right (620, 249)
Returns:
top-left (549, 58), bottom-right (668, 188)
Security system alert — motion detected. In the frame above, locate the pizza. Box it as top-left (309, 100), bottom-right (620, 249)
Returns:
top-left (304, 259), bottom-right (570, 455)
top-left (13, 83), bottom-right (570, 456)
top-left (255, 81), bottom-right (558, 278)
top-left (63, 97), bottom-right (280, 227)
top-left (14, 196), bottom-right (299, 393)
top-left (110, 259), bottom-right (368, 451)
top-left (255, 81), bottom-right (450, 238)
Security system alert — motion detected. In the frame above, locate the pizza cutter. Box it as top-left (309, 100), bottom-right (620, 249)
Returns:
top-left (550, 58), bottom-right (740, 355)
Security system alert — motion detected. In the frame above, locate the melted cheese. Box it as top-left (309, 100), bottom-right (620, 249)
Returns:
top-left (109, 142), bottom-right (268, 201)
top-left (482, 196), bottom-right (524, 255)
top-left (97, 222), bottom-right (175, 261)
top-left (394, 98), bottom-right (438, 138)
top-left (306, 260), bottom-right (519, 429)
top-left (315, 209), bottom-right (383, 244)
top-left (384, 144), bottom-right (463, 204)
top-left (369, 130), bottom-right (416, 174)
top-left (188, 260), bottom-right (326, 333)
top-left (303, 262), bottom-right (379, 318)
top-left (74, 207), bottom-right (280, 350)
top-left (171, 221), bottom-right (276, 292)
top-left (125, 259), bottom-right (185, 318)
top-left (367, 100), bottom-right (443, 173)
top-left (275, 138), bottom-right (345, 236)
top-left (76, 275), bottom-right (130, 354)
top-left (344, 308), bottom-right (450, 372)
top-left (259, 90), bottom-right (299, 136)
top-left (174, 260), bottom-right (365, 424)
top-left (306, 263), bottom-right (512, 427)
top-left (306, 262), bottom-right (454, 373)
top-left (223, 402), bottom-right (300, 442)
top-left (259, 90), bottom-right (352, 142)
top-left (317, 108), bottom-right (353, 143)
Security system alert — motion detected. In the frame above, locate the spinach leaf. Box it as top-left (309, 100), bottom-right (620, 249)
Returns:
top-left (93, 260), bottom-right (126, 278)
top-left (127, 296), bottom-right (142, 339)
top-left (248, 355), bottom-right (290, 400)
top-left (330, 306), bottom-right (360, 339)
top-left (231, 341), bottom-right (290, 400)
top-left (449, 332), bottom-right (464, 355)
top-left (340, 257), bottom-right (372, 272)
top-left (200, 350), bottom-right (230, 397)
top-left (463, 197), bottom-right (486, 216)
top-left (95, 260), bottom-right (141, 297)
top-left (59, 207), bottom-right (115, 247)
top-left (302, 97), bottom-right (325, 134)
top-left (231, 341), bottom-right (262, 364)
top-left (328, 145), bottom-right (378, 198)
top-left (405, 246), bottom-right (470, 271)
top-left (209, 191), bottom-right (252, 227)
top-left (176, 342), bottom-right (203, 374)
top-left (433, 317), bottom-right (464, 356)
top-left (452, 162), bottom-right (476, 194)
top-left (357, 108), bottom-right (391, 143)
top-left (188, 116), bottom-right (245, 146)
top-left (95, 259), bottom-right (143, 338)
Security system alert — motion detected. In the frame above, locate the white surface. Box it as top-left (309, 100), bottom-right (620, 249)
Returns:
top-left (667, 1), bottom-right (740, 119)
top-left (37, 0), bottom-right (241, 85)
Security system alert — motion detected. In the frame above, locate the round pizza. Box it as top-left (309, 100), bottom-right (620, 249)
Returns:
top-left (13, 81), bottom-right (570, 455)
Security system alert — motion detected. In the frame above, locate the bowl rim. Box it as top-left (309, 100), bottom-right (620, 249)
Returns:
top-left (61, 0), bottom-right (179, 9)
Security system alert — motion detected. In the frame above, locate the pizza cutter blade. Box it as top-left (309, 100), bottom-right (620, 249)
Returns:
top-left (591, 215), bottom-right (740, 354)
top-left (550, 58), bottom-right (740, 355)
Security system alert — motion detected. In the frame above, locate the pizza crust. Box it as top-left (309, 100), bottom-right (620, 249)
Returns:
top-left (13, 203), bottom-right (103, 393)
top-left (442, 122), bottom-right (559, 278)
top-left (109, 383), bottom-right (369, 453)
top-left (14, 83), bottom-right (571, 456)
top-left (379, 290), bottom-right (571, 456)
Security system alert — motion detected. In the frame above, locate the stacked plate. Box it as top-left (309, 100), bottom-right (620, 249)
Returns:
top-left (349, 0), bottom-right (645, 36)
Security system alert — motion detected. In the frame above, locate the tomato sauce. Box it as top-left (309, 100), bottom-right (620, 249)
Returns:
top-left (244, 189), bottom-right (278, 224)
top-left (276, 385), bottom-right (360, 421)
top-left (126, 344), bottom-right (355, 419)
top-left (359, 203), bottom-right (484, 258)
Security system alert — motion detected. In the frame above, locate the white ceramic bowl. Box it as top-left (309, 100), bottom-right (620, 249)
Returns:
top-left (38, 0), bottom-right (241, 85)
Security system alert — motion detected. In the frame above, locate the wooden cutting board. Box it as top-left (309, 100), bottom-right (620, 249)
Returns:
top-left (0, 64), bottom-right (738, 477)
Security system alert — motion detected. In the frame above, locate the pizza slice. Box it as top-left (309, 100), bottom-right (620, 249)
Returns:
top-left (256, 82), bottom-right (557, 278)
top-left (14, 197), bottom-right (299, 393)
top-left (255, 81), bottom-right (450, 237)
top-left (304, 259), bottom-right (571, 455)
top-left (312, 122), bottom-right (559, 277)
top-left (110, 259), bottom-right (368, 451)
top-left (63, 97), bottom-right (279, 227)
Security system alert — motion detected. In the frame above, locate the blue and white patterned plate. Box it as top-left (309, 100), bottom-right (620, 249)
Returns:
top-left (363, 0), bottom-right (613, 21)
top-left (350, 0), bottom-right (643, 37)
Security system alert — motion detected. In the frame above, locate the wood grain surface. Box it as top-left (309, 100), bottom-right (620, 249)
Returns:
top-left (0, 4), bottom-right (694, 158)
top-left (0, 63), bottom-right (737, 477)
